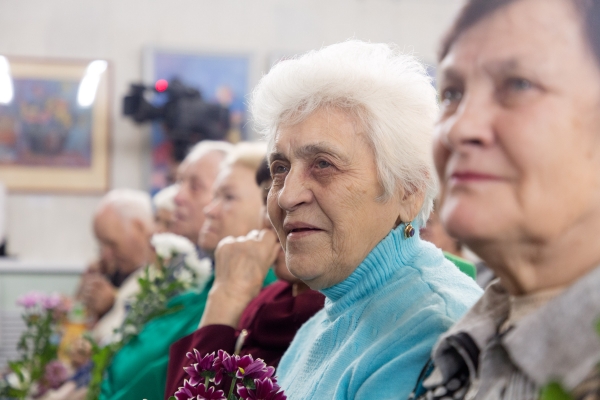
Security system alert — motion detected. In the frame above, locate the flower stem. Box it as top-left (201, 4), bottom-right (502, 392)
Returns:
top-left (205, 376), bottom-right (209, 387)
top-left (228, 377), bottom-right (237, 398)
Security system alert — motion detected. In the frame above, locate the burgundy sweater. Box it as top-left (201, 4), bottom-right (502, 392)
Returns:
top-left (164, 280), bottom-right (325, 398)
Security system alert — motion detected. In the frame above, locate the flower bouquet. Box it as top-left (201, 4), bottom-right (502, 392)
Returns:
top-left (86, 233), bottom-right (212, 400)
top-left (170, 350), bottom-right (286, 400)
top-left (0, 292), bottom-right (71, 399)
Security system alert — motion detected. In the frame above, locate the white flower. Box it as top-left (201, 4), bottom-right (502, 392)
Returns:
top-left (123, 324), bottom-right (138, 336)
top-left (151, 233), bottom-right (196, 259)
top-left (7, 369), bottom-right (30, 390)
top-left (184, 254), bottom-right (212, 290)
top-left (175, 269), bottom-right (193, 289)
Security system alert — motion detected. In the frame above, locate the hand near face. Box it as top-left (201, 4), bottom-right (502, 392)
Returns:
top-left (79, 273), bottom-right (116, 318)
top-left (199, 229), bottom-right (280, 328)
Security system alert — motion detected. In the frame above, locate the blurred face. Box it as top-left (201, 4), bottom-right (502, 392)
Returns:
top-left (155, 208), bottom-right (175, 233)
top-left (268, 108), bottom-right (404, 290)
top-left (260, 179), bottom-right (296, 282)
top-left (435, 0), bottom-right (600, 253)
top-left (199, 164), bottom-right (264, 252)
top-left (93, 206), bottom-right (150, 275)
top-left (420, 206), bottom-right (461, 256)
top-left (173, 152), bottom-right (223, 243)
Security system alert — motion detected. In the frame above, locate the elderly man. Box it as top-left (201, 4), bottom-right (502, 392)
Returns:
top-left (172, 141), bottom-right (233, 247)
top-left (80, 189), bottom-right (156, 344)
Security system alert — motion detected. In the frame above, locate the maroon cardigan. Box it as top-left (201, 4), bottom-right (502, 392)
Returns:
top-left (164, 280), bottom-right (325, 398)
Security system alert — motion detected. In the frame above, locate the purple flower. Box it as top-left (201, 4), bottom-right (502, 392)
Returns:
top-left (174, 381), bottom-right (226, 400)
top-left (220, 352), bottom-right (250, 376)
top-left (16, 291), bottom-right (44, 308)
top-left (236, 357), bottom-right (275, 381)
top-left (237, 377), bottom-right (286, 400)
top-left (195, 383), bottom-right (226, 400)
top-left (183, 351), bottom-right (219, 385)
top-left (186, 348), bottom-right (204, 364)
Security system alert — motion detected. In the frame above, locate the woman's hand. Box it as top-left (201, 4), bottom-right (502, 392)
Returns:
top-left (199, 229), bottom-right (280, 328)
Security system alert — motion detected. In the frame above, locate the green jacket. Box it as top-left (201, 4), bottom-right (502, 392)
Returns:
top-left (99, 270), bottom-right (277, 400)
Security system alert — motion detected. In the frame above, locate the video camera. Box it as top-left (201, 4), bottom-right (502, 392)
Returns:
top-left (123, 78), bottom-right (230, 161)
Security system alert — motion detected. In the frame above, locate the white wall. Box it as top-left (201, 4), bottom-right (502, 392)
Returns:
top-left (0, 0), bottom-right (464, 265)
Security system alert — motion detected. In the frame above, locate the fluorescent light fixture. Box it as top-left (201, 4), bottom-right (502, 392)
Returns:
top-left (77, 60), bottom-right (107, 108)
top-left (86, 60), bottom-right (107, 75)
top-left (0, 56), bottom-right (13, 105)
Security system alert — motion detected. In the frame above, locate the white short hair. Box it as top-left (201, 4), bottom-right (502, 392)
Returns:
top-left (97, 189), bottom-right (154, 230)
top-left (184, 140), bottom-right (233, 164)
top-left (223, 141), bottom-right (268, 172)
top-left (152, 184), bottom-right (178, 213)
top-left (250, 40), bottom-right (439, 226)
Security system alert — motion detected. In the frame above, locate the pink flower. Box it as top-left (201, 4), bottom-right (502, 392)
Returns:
top-left (16, 291), bottom-right (44, 308)
top-left (41, 293), bottom-right (62, 310)
top-left (43, 360), bottom-right (69, 388)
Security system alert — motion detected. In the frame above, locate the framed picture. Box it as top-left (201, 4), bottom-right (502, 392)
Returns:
top-left (143, 48), bottom-right (250, 192)
top-left (0, 56), bottom-right (110, 193)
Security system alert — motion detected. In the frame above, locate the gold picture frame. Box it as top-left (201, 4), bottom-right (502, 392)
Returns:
top-left (0, 56), bottom-right (110, 193)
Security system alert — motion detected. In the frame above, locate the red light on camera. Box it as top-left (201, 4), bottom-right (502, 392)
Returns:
top-left (155, 79), bottom-right (168, 92)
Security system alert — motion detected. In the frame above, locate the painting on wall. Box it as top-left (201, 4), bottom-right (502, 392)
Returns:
top-left (145, 49), bottom-right (250, 192)
top-left (0, 56), bottom-right (110, 192)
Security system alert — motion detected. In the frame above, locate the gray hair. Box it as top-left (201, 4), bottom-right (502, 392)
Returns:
top-left (250, 40), bottom-right (439, 226)
top-left (97, 189), bottom-right (154, 230)
top-left (184, 140), bottom-right (233, 164)
top-left (152, 184), bottom-right (178, 213)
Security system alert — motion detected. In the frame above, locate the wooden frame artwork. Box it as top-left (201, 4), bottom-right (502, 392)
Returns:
top-left (0, 56), bottom-right (110, 193)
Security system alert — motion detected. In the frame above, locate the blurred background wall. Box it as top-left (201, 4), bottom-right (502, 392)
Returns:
top-left (0, 0), bottom-right (463, 265)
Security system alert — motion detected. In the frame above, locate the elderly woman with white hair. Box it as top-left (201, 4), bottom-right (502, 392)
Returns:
top-left (251, 40), bottom-right (482, 399)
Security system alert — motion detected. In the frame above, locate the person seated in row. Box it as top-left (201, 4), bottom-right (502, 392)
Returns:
top-left (79, 189), bottom-right (156, 344)
top-left (418, 0), bottom-right (600, 398)
top-left (153, 184), bottom-right (179, 234)
top-left (165, 159), bottom-right (325, 397)
top-left (172, 140), bottom-right (233, 252)
top-left (100, 142), bottom-right (276, 400)
top-left (249, 40), bottom-right (482, 399)
top-left (420, 201), bottom-right (477, 281)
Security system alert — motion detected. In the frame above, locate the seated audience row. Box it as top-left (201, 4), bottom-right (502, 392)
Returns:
top-left (66, 1), bottom-right (600, 399)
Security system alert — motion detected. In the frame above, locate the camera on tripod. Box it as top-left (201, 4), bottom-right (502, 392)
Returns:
top-left (123, 78), bottom-right (230, 161)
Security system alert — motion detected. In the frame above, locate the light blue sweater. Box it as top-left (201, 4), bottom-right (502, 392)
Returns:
top-left (276, 226), bottom-right (482, 400)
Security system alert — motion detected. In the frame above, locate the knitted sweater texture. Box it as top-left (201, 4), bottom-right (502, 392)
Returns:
top-left (276, 227), bottom-right (483, 400)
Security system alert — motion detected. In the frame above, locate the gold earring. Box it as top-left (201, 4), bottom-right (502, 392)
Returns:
top-left (404, 222), bottom-right (415, 239)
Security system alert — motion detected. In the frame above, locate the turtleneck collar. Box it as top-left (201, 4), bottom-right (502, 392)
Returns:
top-left (320, 224), bottom-right (425, 320)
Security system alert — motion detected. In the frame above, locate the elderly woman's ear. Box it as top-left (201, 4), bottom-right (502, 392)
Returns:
top-left (394, 185), bottom-right (426, 227)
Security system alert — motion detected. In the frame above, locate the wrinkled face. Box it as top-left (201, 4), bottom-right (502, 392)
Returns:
top-left (173, 152), bottom-right (223, 243)
top-left (93, 207), bottom-right (149, 275)
top-left (267, 108), bottom-right (402, 290)
top-left (435, 0), bottom-right (600, 251)
top-left (199, 164), bottom-right (264, 252)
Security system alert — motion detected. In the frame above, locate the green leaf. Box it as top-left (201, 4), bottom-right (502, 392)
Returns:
top-left (540, 382), bottom-right (574, 400)
top-left (243, 377), bottom-right (256, 389)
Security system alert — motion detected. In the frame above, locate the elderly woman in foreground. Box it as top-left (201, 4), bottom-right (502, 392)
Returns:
top-left (251, 40), bottom-right (482, 399)
top-left (418, 0), bottom-right (600, 399)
